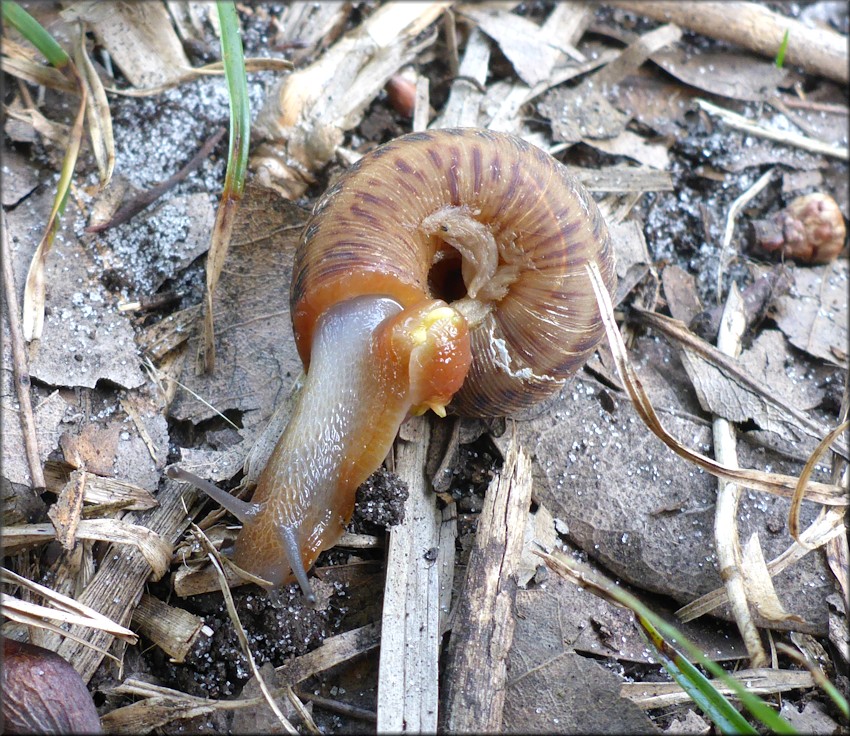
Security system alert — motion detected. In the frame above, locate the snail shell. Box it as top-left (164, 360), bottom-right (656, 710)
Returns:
top-left (172, 127), bottom-right (616, 598)
top-left (292, 127), bottom-right (615, 416)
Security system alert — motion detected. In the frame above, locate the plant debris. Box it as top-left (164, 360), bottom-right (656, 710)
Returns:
top-left (2, 2), bottom-right (847, 733)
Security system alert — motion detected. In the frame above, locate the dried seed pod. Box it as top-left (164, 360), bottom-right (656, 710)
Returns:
top-left (752, 192), bottom-right (846, 264)
top-left (1, 638), bottom-right (102, 734)
top-left (173, 128), bottom-right (615, 599)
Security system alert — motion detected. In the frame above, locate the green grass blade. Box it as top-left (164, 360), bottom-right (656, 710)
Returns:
top-left (2, 1), bottom-right (70, 67)
top-left (775, 29), bottom-right (790, 68)
top-left (200, 1), bottom-right (251, 371)
top-left (537, 551), bottom-right (799, 734)
top-left (638, 614), bottom-right (756, 735)
top-left (216, 0), bottom-right (250, 198)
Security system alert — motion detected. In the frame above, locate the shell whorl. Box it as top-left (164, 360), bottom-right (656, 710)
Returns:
top-left (291, 127), bottom-right (616, 416)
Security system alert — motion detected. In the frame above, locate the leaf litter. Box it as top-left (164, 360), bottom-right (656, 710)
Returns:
top-left (1, 2), bottom-right (847, 733)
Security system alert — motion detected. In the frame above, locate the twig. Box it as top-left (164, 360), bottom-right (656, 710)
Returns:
top-left (715, 167), bottom-right (775, 303)
top-left (696, 98), bottom-right (849, 161)
top-left (610, 1), bottom-right (848, 84)
top-left (712, 286), bottom-right (767, 666)
top-left (293, 689), bottom-right (377, 723)
top-left (440, 430), bottom-right (532, 732)
top-left (85, 127), bottom-right (225, 233)
top-left (1, 212), bottom-right (45, 490)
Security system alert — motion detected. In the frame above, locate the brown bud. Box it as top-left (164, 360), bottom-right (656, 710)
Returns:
top-left (1, 638), bottom-right (102, 734)
top-left (385, 72), bottom-right (417, 119)
top-left (752, 193), bottom-right (846, 264)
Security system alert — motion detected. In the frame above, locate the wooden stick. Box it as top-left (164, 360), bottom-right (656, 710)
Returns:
top-left (377, 416), bottom-right (448, 733)
top-left (440, 430), bottom-right (533, 732)
top-left (1, 211), bottom-right (45, 490)
top-left (610, 1), bottom-right (848, 84)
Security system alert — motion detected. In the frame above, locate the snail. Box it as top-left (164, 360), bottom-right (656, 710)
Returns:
top-left (169, 128), bottom-right (615, 601)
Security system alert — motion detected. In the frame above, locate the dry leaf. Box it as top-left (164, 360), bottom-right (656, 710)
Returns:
top-left (540, 85), bottom-right (628, 144)
top-left (513, 359), bottom-right (835, 635)
top-left (662, 264), bottom-right (703, 326)
top-left (740, 532), bottom-right (807, 625)
top-left (503, 577), bottom-right (658, 733)
top-left (47, 470), bottom-right (87, 550)
top-left (1, 147), bottom-right (40, 206)
top-left (169, 186), bottom-right (309, 477)
top-left (678, 331), bottom-right (826, 457)
top-left (773, 261), bottom-right (849, 368)
top-left (62, 1), bottom-right (190, 88)
top-left (458, 6), bottom-right (563, 87)
top-left (651, 49), bottom-right (789, 102)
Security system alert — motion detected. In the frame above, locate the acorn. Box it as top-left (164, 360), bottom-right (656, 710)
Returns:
top-left (752, 193), bottom-right (846, 264)
top-left (1, 638), bottom-right (102, 734)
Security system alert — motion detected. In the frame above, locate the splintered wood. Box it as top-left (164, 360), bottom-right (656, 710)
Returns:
top-left (377, 416), bottom-right (450, 733)
top-left (441, 433), bottom-right (533, 733)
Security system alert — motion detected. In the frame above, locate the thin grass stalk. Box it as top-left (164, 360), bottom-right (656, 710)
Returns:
top-left (200, 1), bottom-right (251, 372)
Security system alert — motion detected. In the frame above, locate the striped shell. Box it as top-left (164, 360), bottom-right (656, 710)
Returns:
top-left (291, 128), bottom-right (616, 416)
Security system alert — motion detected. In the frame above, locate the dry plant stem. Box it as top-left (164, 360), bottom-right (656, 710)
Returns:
top-left (103, 58), bottom-right (293, 98)
top-left (252, 3), bottom-right (448, 198)
top-left (609, 1), bottom-right (848, 84)
top-left (130, 593), bottom-right (209, 663)
top-left (1, 594), bottom-right (119, 662)
top-left (440, 432), bottom-right (533, 733)
top-left (586, 265), bottom-right (845, 504)
top-left (200, 186), bottom-right (239, 373)
top-left (22, 66), bottom-right (88, 341)
top-left (442, 9), bottom-right (460, 78)
top-left (696, 98), bottom-right (849, 161)
top-left (196, 527), bottom-right (303, 735)
top-left (1, 212), bottom-right (45, 490)
top-left (789, 420), bottom-right (850, 547)
top-left (826, 382), bottom-right (849, 604)
top-left (86, 127), bottom-right (225, 233)
top-left (293, 689), bottom-right (377, 722)
top-left (73, 22), bottom-right (114, 187)
top-left (412, 74), bottom-right (430, 133)
top-left (621, 667), bottom-right (814, 708)
top-left (0, 570), bottom-right (136, 644)
top-left (677, 505), bottom-right (846, 623)
top-left (274, 623), bottom-right (381, 686)
top-left (716, 167), bottom-right (775, 303)
top-left (4, 519), bottom-right (171, 579)
top-left (712, 287), bottom-right (767, 667)
top-left (432, 25), bottom-right (489, 129)
top-left (377, 416), bottom-right (446, 734)
top-left (53, 477), bottom-right (199, 682)
top-left (631, 307), bottom-right (849, 461)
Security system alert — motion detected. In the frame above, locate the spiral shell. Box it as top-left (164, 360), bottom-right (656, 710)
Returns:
top-left (291, 128), bottom-right (616, 416)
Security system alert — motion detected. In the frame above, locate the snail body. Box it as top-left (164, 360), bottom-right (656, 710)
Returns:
top-left (174, 128), bottom-right (615, 599)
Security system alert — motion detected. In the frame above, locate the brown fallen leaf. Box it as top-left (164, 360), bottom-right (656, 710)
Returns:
top-left (772, 261), bottom-right (848, 368)
top-left (662, 264), bottom-right (703, 326)
top-left (513, 366), bottom-right (836, 634)
top-left (678, 329), bottom-right (828, 459)
top-left (650, 48), bottom-right (790, 102)
top-left (503, 577), bottom-right (659, 733)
